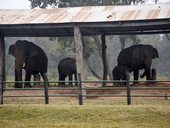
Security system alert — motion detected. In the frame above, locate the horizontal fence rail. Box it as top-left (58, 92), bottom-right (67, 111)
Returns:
top-left (1, 75), bottom-right (170, 105)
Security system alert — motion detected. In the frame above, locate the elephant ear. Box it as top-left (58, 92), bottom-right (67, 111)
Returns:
top-left (133, 48), bottom-right (140, 59)
top-left (30, 47), bottom-right (38, 57)
top-left (9, 45), bottom-right (16, 56)
top-left (152, 47), bottom-right (159, 58)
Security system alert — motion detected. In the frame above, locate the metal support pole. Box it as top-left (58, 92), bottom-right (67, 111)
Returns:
top-left (43, 73), bottom-right (49, 104)
top-left (126, 72), bottom-right (131, 105)
top-left (78, 73), bottom-right (83, 105)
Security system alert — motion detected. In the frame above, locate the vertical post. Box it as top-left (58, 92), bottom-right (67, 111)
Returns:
top-left (0, 36), bottom-right (5, 105)
top-left (43, 73), bottom-right (49, 104)
top-left (78, 73), bottom-right (83, 105)
top-left (164, 93), bottom-right (168, 100)
top-left (126, 72), bottom-right (131, 105)
top-left (101, 34), bottom-right (107, 86)
top-left (0, 75), bottom-right (3, 105)
top-left (74, 25), bottom-right (86, 97)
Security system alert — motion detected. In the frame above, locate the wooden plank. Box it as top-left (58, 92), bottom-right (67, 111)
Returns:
top-left (0, 36), bottom-right (5, 104)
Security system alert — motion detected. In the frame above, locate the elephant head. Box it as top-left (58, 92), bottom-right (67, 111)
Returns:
top-left (133, 45), bottom-right (159, 61)
top-left (9, 40), bottom-right (48, 88)
top-left (112, 65), bottom-right (129, 86)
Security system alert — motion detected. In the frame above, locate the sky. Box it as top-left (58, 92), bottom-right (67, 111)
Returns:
top-left (0, 0), bottom-right (30, 9)
top-left (0, 0), bottom-right (169, 9)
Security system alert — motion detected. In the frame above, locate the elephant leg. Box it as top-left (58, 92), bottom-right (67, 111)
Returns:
top-left (59, 75), bottom-right (66, 86)
top-left (144, 59), bottom-right (152, 80)
top-left (68, 74), bottom-right (73, 86)
top-left (140, 70), bottom-right (146, 78)
top-left (40, 73), bottom-right (49, 86)
top-left (33, 74), bottom-right (40, 86)
top-left (112, 76), bottom-right (120, 86)
top-left (145, 67), bottom-right (151, 81)
top-left (14, 56), bottom-right (26, 88)
top-left (74, 73), bottom-right (78, 86)
top-left (122, 76), bottom-right (127, 86)
top-left (133, 70), bottom-right (139, 84)
top-left (25, 71), bottom-right (32, 88)
top-left (15, 67), bottom-right (22, 88)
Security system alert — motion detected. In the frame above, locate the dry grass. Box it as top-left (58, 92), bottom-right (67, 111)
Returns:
top-left (0, 103), bottom-right (170, 128)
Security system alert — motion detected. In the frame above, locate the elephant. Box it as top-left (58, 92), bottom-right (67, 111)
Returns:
top-left (112, 65), bottom-right (129, 86)
top-left (9, 40), bottom-right (48, 88)
top-left (117, 44), bottom-right (159, 83)
top-left (58, 57), bottom-right (77, 86)
top-left (10, 62), bottom-right (41, 86)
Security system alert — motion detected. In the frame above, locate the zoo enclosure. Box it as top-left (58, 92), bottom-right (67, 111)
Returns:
top-left (0, 4), bottom-right (170, 105)
top-left (1, 73), bottom-right (170, 105)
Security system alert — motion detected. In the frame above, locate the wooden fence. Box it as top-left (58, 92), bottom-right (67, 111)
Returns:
top-left (0, 73), bottom-right (170, 105)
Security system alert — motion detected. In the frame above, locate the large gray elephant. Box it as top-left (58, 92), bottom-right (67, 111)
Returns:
top-left (9, 40), bottom-right (48, 88)
top-left (117, 44), bottom-right (159, 82)
top-left (58, 57), bottom-right (77, 86)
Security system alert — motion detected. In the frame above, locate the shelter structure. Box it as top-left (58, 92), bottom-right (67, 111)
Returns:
top-left (0, 4), bottom-right (170, 104)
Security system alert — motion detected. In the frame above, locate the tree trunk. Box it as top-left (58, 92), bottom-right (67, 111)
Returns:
top-left (101, 35), bottom-right (107, 86)
top-left (94, 36), bottom-right (112, 80)
top-left (82, 36), bottom-right (102, 80)
top-left (74, 25), bottom-right (86, 95)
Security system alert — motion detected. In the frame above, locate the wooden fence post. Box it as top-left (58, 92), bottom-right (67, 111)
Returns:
top-left (78, 73), bottom-right (83, 105)
top-left (126, 72), bottom-right (131, 105)
top-left (43, 73), bottom-right (49, 104)
top-left (0, 36), bottom-right (5, 105)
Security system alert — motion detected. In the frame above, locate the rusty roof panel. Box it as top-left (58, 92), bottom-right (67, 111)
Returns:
top-left (0, 4), bottom-right (169, 25)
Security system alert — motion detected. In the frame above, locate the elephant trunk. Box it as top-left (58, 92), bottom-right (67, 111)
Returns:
top-left (15, 67), bottom-right (22, 88)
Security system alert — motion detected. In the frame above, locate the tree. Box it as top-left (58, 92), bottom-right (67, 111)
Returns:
top-left (29, 0), bottom-right (145, 8)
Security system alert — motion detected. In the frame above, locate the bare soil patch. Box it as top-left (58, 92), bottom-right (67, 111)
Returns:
top-left (4, 82), bottom-right (170, 99)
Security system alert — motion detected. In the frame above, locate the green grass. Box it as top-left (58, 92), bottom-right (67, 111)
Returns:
top-left (0, 98), bottom-right (170, 128)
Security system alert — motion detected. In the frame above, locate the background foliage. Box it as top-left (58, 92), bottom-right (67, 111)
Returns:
top-left (5, 34), bottom-right (170, 81)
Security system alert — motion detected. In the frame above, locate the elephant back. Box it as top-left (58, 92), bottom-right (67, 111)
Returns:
top-left (58, 57), bottom-right (76, 76)
top-left (117, 44), bottom-right (159, 70)
top-left (19, 40), bottom-right (48, 73)
top-left (117, 45), bottom-right (138, 67)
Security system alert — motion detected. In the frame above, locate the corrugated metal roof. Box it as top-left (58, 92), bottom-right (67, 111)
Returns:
top-left (0, 4), bottom-right (169, 24)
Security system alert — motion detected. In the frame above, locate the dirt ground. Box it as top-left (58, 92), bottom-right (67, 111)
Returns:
top-left (4, 82), bottom-right (170, 99)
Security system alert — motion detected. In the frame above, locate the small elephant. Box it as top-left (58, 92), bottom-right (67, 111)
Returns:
top-left (9, 40), bottom-right (48, 88)
top-left (112, 65), bottom-right (129, 86)
top-left (117, 44), bottom-right (159, 82)
top-left (58, 57), bottom-right (77, 86)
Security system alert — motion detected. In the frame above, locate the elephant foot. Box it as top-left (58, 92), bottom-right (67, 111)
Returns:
top-left (68, 83), bottom-right (73, 87)
top-left (24, 84), bottom-right (32, 88)
top-left (145, 82), bottom-right (152, 86)
top-left (140, 75), bottom-right (144, 78)
top-left (113, 83), bottom-right (122, 87)
top-left (14, 84), bottom-right (22, 88)
top-left (58, 84), bottom-right (66, 87)
top-left (132, 82), bottom-right (139, 86)
top-left (14, 85), bottom-right (22, 88)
